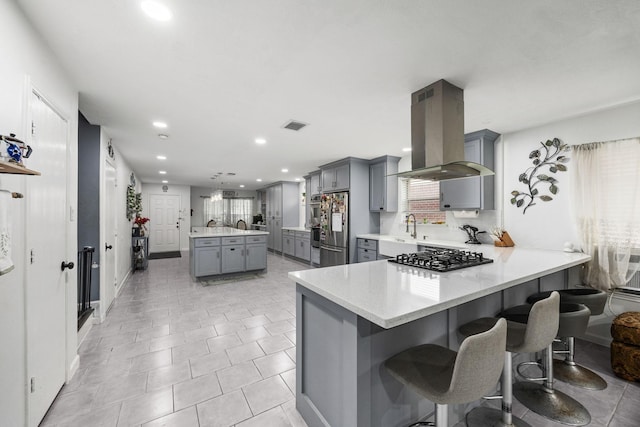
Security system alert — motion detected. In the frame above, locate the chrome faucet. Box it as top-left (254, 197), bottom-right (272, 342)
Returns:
top-left (406, 214), bottom-right (417, 239)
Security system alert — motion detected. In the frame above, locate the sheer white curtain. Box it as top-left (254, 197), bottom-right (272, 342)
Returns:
top-left (571, 137), bottom-right (640, 290)
top-left (203, 197), bottom-right (253, 226)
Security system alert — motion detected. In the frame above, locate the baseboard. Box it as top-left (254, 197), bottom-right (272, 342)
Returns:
top-left (67, 354), bottom-right (80, 382)
top-left (116, 269), bottom-right (131, 297)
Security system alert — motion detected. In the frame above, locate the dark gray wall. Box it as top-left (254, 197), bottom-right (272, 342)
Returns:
top-left (78, 111), bottom-right (101, 299)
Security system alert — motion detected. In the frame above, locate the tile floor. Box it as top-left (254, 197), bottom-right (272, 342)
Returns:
top-left (41, 252), bottom-right (640, 426)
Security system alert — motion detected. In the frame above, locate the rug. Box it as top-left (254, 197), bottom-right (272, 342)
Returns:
top-left (200, 273), bottom-right (264, 286)
top-left (147, 251), bottom-right (182, 260)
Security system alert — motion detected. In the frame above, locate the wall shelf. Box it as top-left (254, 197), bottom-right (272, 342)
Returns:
top-left (0, 160), bottom-right (40, 175)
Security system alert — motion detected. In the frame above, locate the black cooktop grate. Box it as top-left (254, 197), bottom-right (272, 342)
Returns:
top-left (388, 246), bottom-right (493, 272)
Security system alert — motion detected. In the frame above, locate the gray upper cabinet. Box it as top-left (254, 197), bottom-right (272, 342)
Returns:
top-left (440, 129), bottom-right (500, 210)
top-left (263, 181), bottom-right (299, 252)
top-left (321, 161), bottom-right (350, 192)
top-left (309, 171), bottom-right (321, 196)
top-left (369, 156), bottom-right (400, 212)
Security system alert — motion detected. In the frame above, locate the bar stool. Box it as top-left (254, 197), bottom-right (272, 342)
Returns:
top-left (527, 289), bottom-right (608, 390)
top-left (458, 291), bottom-right (559, 427)
top-left (500, 302), bottom-right (591, 426)
top-left (384, 318), bottom-right (507, 427)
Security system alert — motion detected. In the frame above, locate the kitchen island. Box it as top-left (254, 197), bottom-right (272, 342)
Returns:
top-left (189, 227), bottom-right (269, 278)
top-left (289, 245), bottom-right (590, 427)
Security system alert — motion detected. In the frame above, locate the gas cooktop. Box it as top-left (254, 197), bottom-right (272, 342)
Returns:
top-left (389, 246), bottom-right (493, 272)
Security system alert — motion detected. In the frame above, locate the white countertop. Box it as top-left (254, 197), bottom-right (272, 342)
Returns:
top-left (289, 245), bottom-right (590, 329)
top-left (190, 226), bottom-right (269, 238)
top-left (282, 227), bottom-right (310, 232)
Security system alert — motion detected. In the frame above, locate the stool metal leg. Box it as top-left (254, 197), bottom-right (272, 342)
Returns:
top-left (466, 352), bottom-right (531, 427)
top-left (553, 337), bottom-right (607, 390)
top-left (435, 403), bottom-right (447, 427)
top-left (513, 344), bottom-right (591, 426)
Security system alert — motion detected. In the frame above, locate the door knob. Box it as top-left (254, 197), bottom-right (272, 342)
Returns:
top-left (61, 261), bottom-right (74, 271)
top-left (105, 244), bottom-right (113, 251)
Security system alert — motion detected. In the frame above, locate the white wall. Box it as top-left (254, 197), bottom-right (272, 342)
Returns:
top-left (502, 101), bottom-right (640, 250)
top-left (0, 2), bottom-right (78, 425)
top-left (142, 184), bottom-right (192, 250)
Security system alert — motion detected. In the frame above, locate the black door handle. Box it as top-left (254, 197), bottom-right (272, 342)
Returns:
top-left (105, 244), bottom-right (113, 251)
top-left (61, 261), bottom-right (74, 271)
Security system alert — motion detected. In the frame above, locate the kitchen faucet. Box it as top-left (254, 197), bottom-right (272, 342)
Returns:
top-left (406, 214), bottom-right (417, 239)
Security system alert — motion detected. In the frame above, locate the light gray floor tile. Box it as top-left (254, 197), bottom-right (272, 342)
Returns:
top-left (257, 335), bottom-right (294, 355)
top-left (39, 386), bottom-right (98, 424)
top-left (206, 333), bottom-right (242, 353)
top-left (224, 308), bottom-right (253, 321)
top-left (149, 332), bottom-right (187, 352)
top-left (42, 402), bottom-right (122, 427)
top-left (237, 326), bottom-right (271, 343)
top-left (174, 371), bottom-right (222, 411)
top-left (109, 341), bottom-right (151, 361)
top-left (196, 389), bottom-right (253, 427)
top-left (254, 352), bottom-right (295, 379)
top-left (243, 375), bottom-right (293, 415)
top-left (136, 325), bottom-right (171, 342)
top-left (284, 330), bottom-right (296, 345)
top-left (242, 314), bottom-right (271, 328)
top-left (184, 325), bottom-right (217, 343)
top-left (130, 349), bottom-right (172, 373)
top-left (95, 371), bottom-right (148, 406)
top-left (281, 401), bottom-right (308, 427)
top-left (142, 406), bottom-right (199, 427)
top-left (264, 310), bottom-right (294, 323)
top-left (280, 369), bottom-right (296, 394)
top-left (226, 341), bottom-right (266, 365)
top-left (147, 360), bottom-right (192, 390)
top-left (214, 320), bottom-right (247, 335)
top-left (285, 348), bottom-right (296, 363)
top-left (264, 320), bottom-right (295, 335)
top-left (236, 406), bottom-right (292, 427)
top-left (171, 340), bottom-right (209, 364)
top-left (190, 351), bottom-right (231, 378)
top-left (217, 361), bottom-right (262, 393)
top-left (117, 387), bottom-right (173, 427)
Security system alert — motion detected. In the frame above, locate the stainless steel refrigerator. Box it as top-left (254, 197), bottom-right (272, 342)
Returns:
top-left (320, 192), bottom-right (348, 267)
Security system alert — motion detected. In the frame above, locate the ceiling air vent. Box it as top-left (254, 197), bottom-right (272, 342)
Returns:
top-left (282, 120), bottom-right (308, 131)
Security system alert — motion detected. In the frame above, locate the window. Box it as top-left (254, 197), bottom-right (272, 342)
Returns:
top-left (203, 197), bottom-right (254, 226)
top-left (401, 178), bottom-right (446, 223)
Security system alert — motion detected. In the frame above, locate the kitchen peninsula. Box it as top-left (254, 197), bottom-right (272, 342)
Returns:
top-left (289, 245), bottom-right (590, 427)
top-left (189, 227), bottom-right (269, 278)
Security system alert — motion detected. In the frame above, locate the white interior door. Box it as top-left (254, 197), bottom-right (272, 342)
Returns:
top-left (26, 91), bottom-right (69, 426)
top-left (148, 194), bottom-right (180, 253)
top-left (102, 160), bottom-right (117, 314)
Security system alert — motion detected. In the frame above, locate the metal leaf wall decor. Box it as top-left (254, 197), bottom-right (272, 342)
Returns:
top-left (510, 138), bottom-right (570, 214)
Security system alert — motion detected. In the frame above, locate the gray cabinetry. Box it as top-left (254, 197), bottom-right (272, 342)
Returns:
top-left (357, 238), bottom-right (378, 262)
top-left (440, 129), bottom-right (499, 210)
top-left (283, 230), bottom-right (295, 256)
top-left (221, 236), bottom-right (245, 274)
top-left (321, 161), bottom-right (350, 192)
top-left (263, 182), bottom-right (299, 252)
top-left (295, 231), bottom-right (311, 261)
top-left (246, 240), bottom-right (267, 271)
top-left (191, 237), bottom-right (222, 276)
top-left (369, 156), bottom-right (400, 212)
top-left (309, 171), bottom-right (321, 196)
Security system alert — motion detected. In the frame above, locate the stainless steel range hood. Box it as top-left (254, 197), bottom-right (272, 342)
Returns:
top-left (397, 79), bottom-right (494, 181)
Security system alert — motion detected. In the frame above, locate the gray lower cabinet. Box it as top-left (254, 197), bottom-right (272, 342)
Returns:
top-left (283, 230), bottom-right (295, 256)
top-left (246, 243), bottom-right (267, 270)
top-left (221, 244), bottom-right (245, 274)
top-left (357, 238), bottom-right (378, 262)
top-left (295, 231), bottom-right (311, 261)
top-left (194, 246), bottom-right (221, 275)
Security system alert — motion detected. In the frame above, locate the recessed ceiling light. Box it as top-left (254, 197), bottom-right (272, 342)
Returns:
top-left (255, 138), bottom-right (266, 145)
top-left (158, 134), bottom-right (169, 139)
top-left (239, 184), bottom-right (245, 188)
top-left (281, 168), bottom-right (289, 173)
top-left (256, 178), bottom-right (262, 182)
top-left (294, 178), bottom-right (302, 181)
top-left (153, 121), bottom-right (168, 128)
top-left (141, 1), bottom-right (172, 22)
top-left (156, 155), bottom-right (167, 160)
top-left (161, 180), bottom-right (168, 183)
top-left (402, 147), bottom-right (412, 152)
top-left (159, 170), bottom-right (167, 175)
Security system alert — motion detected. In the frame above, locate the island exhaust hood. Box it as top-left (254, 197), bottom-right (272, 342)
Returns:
top-left (397, 79), bottom-right (494, 181)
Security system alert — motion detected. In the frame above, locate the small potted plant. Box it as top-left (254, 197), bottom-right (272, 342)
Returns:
top-left (133, 216), bottom-right (150, 236)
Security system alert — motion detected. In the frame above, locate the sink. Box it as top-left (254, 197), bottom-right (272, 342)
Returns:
top-left (379, 239), bottom-right (418, 257)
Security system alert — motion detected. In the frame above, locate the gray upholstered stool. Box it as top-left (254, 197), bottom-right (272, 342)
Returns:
top-left (527, 289), bottom-right (608, 390)
top-left (458, 291), bottom-right (559, 427)
top-left (500, 302), bottom-right (591, 426)
top-left (385, 319), bottom-right (507, 427)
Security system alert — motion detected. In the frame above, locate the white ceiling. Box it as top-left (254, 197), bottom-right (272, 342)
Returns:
top-left (16, 0), bottom-right (640, 190)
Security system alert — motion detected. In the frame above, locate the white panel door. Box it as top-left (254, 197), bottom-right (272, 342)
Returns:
top-left (148, 194), bottom-right (180, 253)
top-left (26, 91), bottom-right (69, 426)
top-left (102, 160), bottom-right (117, 313)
